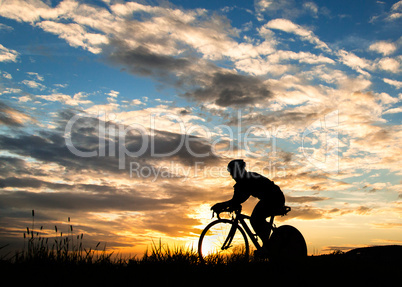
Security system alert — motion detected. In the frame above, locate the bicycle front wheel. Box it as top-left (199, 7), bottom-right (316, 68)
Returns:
top-left (198, 219), bottom-right (249, 262)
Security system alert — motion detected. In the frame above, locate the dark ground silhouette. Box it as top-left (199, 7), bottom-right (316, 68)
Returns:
top-left (2, 245), bottom-right (401, 286)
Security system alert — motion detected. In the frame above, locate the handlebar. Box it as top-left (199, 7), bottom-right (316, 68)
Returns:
top-left (212, 205), bottom-right (242, 220)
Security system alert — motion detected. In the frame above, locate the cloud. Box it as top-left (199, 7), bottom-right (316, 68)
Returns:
top-left (384, 78), bottom-right (402, 89)
top-left (37, 93), bottom-right (92, 106)
top-left (21, 79), bottom-right (46, 90)
top-left (0, 110), bottom-right (221, 172)
top-left (0, 101), bottom-right (35, 127)
top-left (36, 21), bottom-right (108, 54)
top-left (337, 50), bottom-right (372, 76)
top-left (388, 13), bottom-right (402, 20)
top-left (0, 176), bottom-right (70, 190)
top-left (0, 0), bottom-right (344, 112)
top-left (0, 106), bottom-right (225, 242)
top-left (254, 0), bottom-right (313, 21)
top-left (377, 57), bottom-right (400, 73)
top-left (0, 44), bottom-right (19, 62)
top-left (392, 1), bottom-right (402, 11)
top-left (370, 0), bottom-right (402, 22)
top-left (107, 44), bottom-right (193, 78)
top-left (26, 72), bottom-right (44, 81)
top-left (369, 41), bottom-right (397, 56)
top-left (1, 71), bottom-right (12, 79)
top-left (107, 90), bottom-right (119, 98)
top-left (131, 99), bottom-right (144, 106)
top-left (107, 38), bottom-right (274, 107)
top-left (268, 50), bottom-right (334, 65)
top-left (284, 206), bottom-right (327, 220)
top-left (376, 92), bottom-right (398, 105)
top-left (321, 245), bottom-right (356, 253)
top-left (264, 18), bottom-right (330, 52)
top-left (0, 156), bottom-right (29, 178)
top-left (384, 107), bottom-right (402, 114)
top-left (0, 23), bottom-right (14, 31)
top-left (388, 0), bottom-right (402, 20)
top-left (0, 189), bottom-right (176, 212)
top-left (355, 206), bottom-right (372, 215)
top-left (0, 1), bottom-right (110, 53)
top-left (286, 195), bottom-right (329, 203)
top-left (0, 0), bottom-right (60, 23)
top-left (4, 0), bottom-right (343, 109)
top-left (303, 2), bottom-right (319, 17)
top-left (183, 71), bottom-right (273, 107)
top-left (372, 222), bottom-right (402, 229)
top-left (235, 50), bottom-right (335, 76)
top-left (0, 107), bottom-right (226, 244)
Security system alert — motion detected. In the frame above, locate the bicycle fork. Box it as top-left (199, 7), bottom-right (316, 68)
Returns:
top-left (221, 219), bottom-right (238, 250)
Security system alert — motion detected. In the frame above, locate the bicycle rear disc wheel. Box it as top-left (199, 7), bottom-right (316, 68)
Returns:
top-left (198, 219), bottom-right (249, 262)
top-left (268, 225), bottom-right (307, 262)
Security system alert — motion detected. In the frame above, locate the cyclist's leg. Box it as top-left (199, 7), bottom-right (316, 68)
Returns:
top-left (250, 200), bottom-right (272, 247)
top-left (251, 193), bottom-right (285, 246)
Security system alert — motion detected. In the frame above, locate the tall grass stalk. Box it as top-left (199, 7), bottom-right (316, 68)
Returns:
top-left (16, 212), bottom-right (113, 265)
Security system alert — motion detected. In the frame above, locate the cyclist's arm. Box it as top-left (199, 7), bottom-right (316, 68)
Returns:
top-left (229, 185), bottom-right (250, 205)
top-left (211, 192), bottom-right (249, 212)
top-left (211, 184), bottom-right (250, 212)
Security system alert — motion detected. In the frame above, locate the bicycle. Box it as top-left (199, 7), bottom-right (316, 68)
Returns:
top-left (198, 205), bottom-right (307, 262)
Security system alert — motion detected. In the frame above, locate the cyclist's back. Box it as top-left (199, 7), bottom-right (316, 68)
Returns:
top-left (232, 171), bottom-right (284, 204)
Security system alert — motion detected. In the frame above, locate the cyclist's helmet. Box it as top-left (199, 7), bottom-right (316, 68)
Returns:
top-left (227, 159), bottom-right (246, 174)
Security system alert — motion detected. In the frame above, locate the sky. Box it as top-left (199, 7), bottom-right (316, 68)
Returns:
top-left (0, 0), bottom-right (401, 256)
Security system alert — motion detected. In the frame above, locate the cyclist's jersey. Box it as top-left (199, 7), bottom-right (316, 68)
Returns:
top-left (231, 172), bottom-right (284, 204)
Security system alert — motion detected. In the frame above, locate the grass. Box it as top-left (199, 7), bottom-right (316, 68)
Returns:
top-left (3, 241), bottom-right (401, 287)
top-left (1, 211), bottom-right (401, 286)
top-left (4, 210), bottom-right (249, 266)
top-left (16, 214), bottom-right (111, 265)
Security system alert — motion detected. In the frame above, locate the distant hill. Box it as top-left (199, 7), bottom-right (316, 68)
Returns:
top-left (344, 245), bottom-right (402, 260)
top-left (305, 245), bottom-right (402, 285)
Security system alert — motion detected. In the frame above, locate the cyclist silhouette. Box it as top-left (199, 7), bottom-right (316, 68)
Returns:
top-left (211, 159), bottom-right (285, 256)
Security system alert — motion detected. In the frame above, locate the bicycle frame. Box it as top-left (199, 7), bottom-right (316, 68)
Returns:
top-left (221, 210), bottom-right (277, 251)
top-left (237, 213), bottom-right (262, 250)
top-left (200, 205), bottom-right (304, 261)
